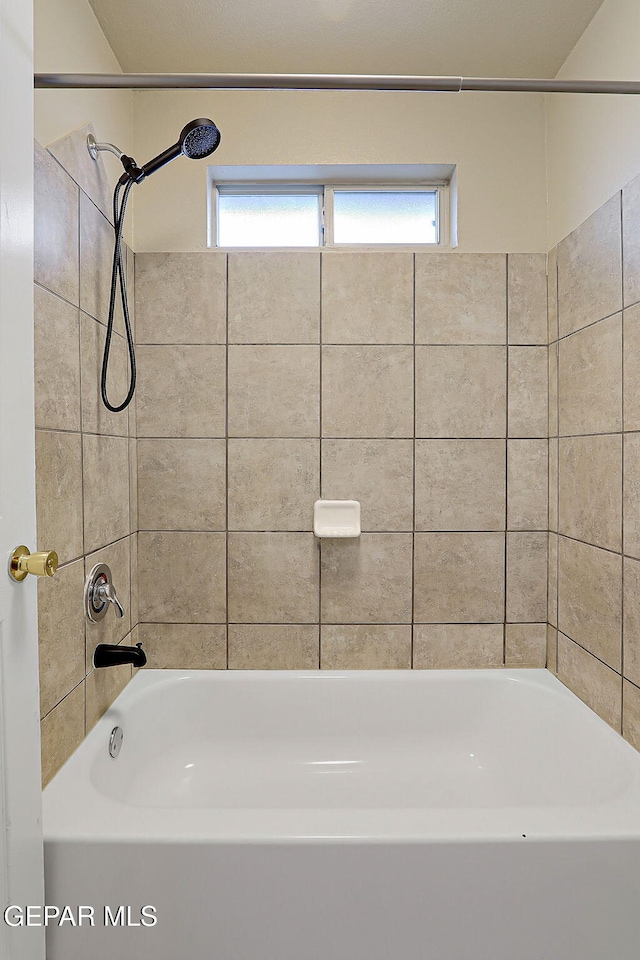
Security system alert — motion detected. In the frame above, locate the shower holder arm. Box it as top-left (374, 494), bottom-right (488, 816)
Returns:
top-left (87, 135), bottom-right (146, 183)
top-left (87, 133), bottom-right (125, 162)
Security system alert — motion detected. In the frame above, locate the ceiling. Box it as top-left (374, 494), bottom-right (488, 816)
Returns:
top-left (89, 0), bottom-right (604, 79)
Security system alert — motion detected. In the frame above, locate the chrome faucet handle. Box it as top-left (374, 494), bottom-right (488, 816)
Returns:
top-left (95, 579), bottom-right (125, 619)
top-left (85, 563), bottom-right (126, 622)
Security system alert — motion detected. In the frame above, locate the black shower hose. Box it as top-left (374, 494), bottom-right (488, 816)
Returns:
top-left (101, 176), bottom-right (136, 412)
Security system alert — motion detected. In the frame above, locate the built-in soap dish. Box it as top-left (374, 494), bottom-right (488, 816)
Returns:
top-left (314, 500), bottom-right (361, 538)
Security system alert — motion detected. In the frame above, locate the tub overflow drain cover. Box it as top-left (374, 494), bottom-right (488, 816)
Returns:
top-left (109, 725), bottom-right (123, 759)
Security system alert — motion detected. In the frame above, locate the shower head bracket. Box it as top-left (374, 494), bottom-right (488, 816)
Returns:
top-left (87, 133), bottom-right (125, 162)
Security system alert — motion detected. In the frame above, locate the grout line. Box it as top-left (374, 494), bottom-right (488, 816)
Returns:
top-left (136, 527), bottom-right (540, 535)
top-left (225, 252), bottom-right (229, 670)
top-left (136, 340), bottom-right (557, 348)
top-left (134, 339), bottom-right (552, 348)
top-left (621, 194), bottom-right (626, 731)
top-left (556, 307), bottom-right (623, 344)
top-left (503, 256), bottom-right (509, 663)
top-left (134, 434), bottom-right (553, 441)
top-left (36, 425), bottom-right (130, 439)
top-left (554, 531), bottom-right (625, 559)
top-left (554, 253), bottom-right (560, 672)
top-left (411, 252), bottom-right (416, 668)
top-left (318, 253), bottom-right (323, 669)
top-left (556, 629), bottom-right (622, 678)
top-left (40, 676), bottom-right (87, 724)
top-left (142, 620), bottom-right (536, 626)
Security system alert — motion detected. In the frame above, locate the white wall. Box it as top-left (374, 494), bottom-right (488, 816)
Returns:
top-left (132, 89), bottom-right (547, 253)
top-left (34, 0), bottom-right (133, 192)
top-left (547, 0), bottom-right (640, 248)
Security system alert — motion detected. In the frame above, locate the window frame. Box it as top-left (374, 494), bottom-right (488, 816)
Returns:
top-left (209, 180), bottom-right (449, 251)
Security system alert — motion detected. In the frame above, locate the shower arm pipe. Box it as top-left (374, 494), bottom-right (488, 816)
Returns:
top-left (33, 72), bottom-right (640, 95)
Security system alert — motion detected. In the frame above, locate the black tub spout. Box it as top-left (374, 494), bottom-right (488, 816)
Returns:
top-left (93, 642), bottom-right (147, 669)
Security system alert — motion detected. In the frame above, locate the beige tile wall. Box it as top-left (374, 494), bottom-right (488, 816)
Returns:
top-left (35, 131), bottom-right (138, 787)
top-left (548, 174), bottom-right (640, 748)
top-left (136, 249), bottom-right (549, 672)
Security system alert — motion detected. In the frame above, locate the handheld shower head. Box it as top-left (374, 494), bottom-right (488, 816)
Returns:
top-left (136, 117), bottom-right (221, 180)
top-left (97, 116), bottom-right (221, 412)
top-left (180, 118), bottom-right (222, 159)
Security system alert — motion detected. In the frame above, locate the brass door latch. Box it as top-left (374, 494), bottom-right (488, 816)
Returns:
top-left (9, 546), bottom-right (58, 582)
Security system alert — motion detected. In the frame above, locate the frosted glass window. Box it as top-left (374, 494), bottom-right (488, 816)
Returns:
top-left (217, 193), bottom-right (321, 247)
top-left (333, 191), bottom-right (438, 244)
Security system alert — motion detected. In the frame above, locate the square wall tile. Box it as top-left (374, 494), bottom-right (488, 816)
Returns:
top-left (34, 140), bottom-right (79, 305)
top-left (507, 254), bottom-right (547, 345)
top-left (413, 624), bottom-right (503, 669)
top-left (506, 532), bottom-right (547, 623)
top-left (557, 633), bottom-right (621, 731)
top-left (129, 440), bottom-right (138, 534)
top-left (228, 533), bottom-right (318, 623)
top-left (34, 285), bottom-right (81, 432)
top-left (622, 680), bottom-right (640, 752)
top-left (505, 623), bottom-right (547, 667)
top-left (415, 440), bottom-right (505, 531)
top-left (558, 536), bottom-right (621, 671)
top-left (48, 123), bottom-right (112, 222)
top-left (507, 440), bottom-right (548, 531)
top-left (557, 193), bottom-right (622, 337)
top-left (415, 346), bottom-right (506, 439)
top-left (138, 438), bottom-right (226, 531)
top-left (547, 625), bottom-right (558, 674)
top-left (320, 534), bottom-right (413, 623)
top-left (547, 247), bottom-right (558, 344)
top-left (84, 537), bottom-right (132, 661)
top-left (37, 559), bottom-right (85, 718)
top-left (623, 172), bottom-right (640, 309)
top-left (36, 430), bottom-right (83, 564)
top-left (229, 625), bottom-right (319, 669)
top-left (415, 253), bottom-right (506, 345)
top-left (624, 434), bottom-right (640, 559)
top-left (548, 343), bottom-right (558, 437)
top-left (558, 314), bottom-right (622, 436)
top-left (322, 252), bottom-right (413, 344)
top-left (558, 435), bottom-right (622, 552)
top-left (229, 252), bottom-right (319, 344)
top-left (228, 345), bottom-right (319, 438)
top-left (83, 435), bottom-right (130, 554)
top-left (86, 660), bottom-right (132, 733)
top-left (80, 314), bottom-right (130, 437)
top-left (322, 346), bottom-right (413, 438)
top-left (548, 533), bottom-right (558, 627)
top-left (138, 623), bottom-right (227, 669)
top-left (79, 191), bottom-right (116, 330)
top-left (321, 440), bottom-right (413, 532)
top-left (40, 684), bottom-right (85, 788)
top-left (413, 533), bottom-right (505, 623)
top-left (623, 557), bottom-right (640, 688)
top-left (138, 532), bottom-right (226, 623)
top-left (549, 438), bottom-right (559, 533)
top-left (130, 532), bottom-right (138, 628)
top-left (623, 304), bottom-right (640, 430)
top-left (321, 625), bottom-right (411, 669)
top-left (508, 347), bottom-right (548, 438)
top-left (127, 340), bottom-right (137, 441)
top-left (228, 439), bottom-right (318, 531)
top-left (136, 345), bottom-right (226, 438)
top-left (136, 253), bottom-right (226, 344)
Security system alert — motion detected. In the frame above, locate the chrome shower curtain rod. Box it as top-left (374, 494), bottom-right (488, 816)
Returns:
top-left (33, 73), bottom-right (640, 94)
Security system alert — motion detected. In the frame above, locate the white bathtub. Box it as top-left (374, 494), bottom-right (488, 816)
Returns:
top-left (44, 669), bottom-right (640, 959)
